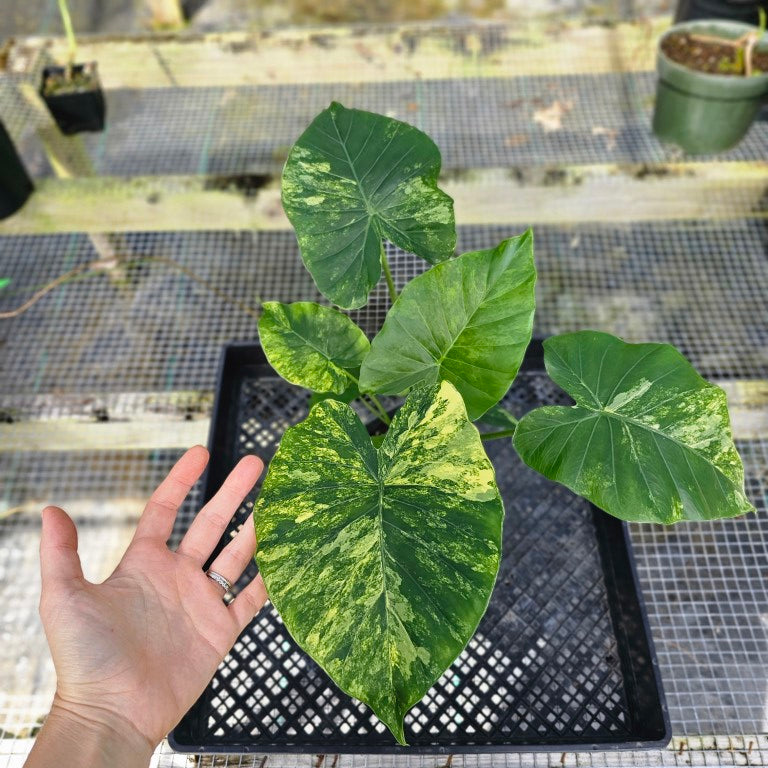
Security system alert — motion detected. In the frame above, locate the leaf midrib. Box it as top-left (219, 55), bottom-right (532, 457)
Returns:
top-left (279, 321), bottom-right (359, 379)
top-left (568, 404), bottom-right (742, 496)
top-left (431, 257), bottom-right (531, 381)
top-left (279, 455), bottom-right (476, 711)
top-left (329, 109), bottom-right (374, 215)
top-left (385, 257), bottom-right (513, 376)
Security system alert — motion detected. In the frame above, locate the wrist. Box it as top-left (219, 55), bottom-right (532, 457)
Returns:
top-left (27, 695), bottom-right (155, 768)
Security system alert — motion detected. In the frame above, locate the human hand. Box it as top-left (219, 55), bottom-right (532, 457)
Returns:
top-left (34, 446), bottom-right (266, 759)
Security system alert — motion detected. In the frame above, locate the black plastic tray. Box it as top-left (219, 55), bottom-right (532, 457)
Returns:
top-left (170, 342), bottom-right (670, 754)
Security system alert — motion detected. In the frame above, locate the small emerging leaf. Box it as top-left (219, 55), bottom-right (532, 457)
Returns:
top-left (477, 404), bottom-right (519, 430)
top-left (259, 301), bottom-right (369, 394)
top-left (307, 380), bottom-right (360, 408)
top-left (281, 102), bottom-right (456, 309)
top-left (254, 380), bottom-right (503, 744)
top-left (0, 278), bottom-right (10, 290)
top-left (359, 232), bottom-right (536, 420)
top-left (513, 331), bottom-right (755, 524)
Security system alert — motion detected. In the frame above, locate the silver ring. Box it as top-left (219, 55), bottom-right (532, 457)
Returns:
top-left (206, 570), bottom-right (232, 592)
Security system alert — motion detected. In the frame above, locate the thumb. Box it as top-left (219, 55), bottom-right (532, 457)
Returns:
top-left (40, 506), bottom-right (84, 586)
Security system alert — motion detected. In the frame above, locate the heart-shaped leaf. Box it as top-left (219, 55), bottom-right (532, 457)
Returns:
top-left (281, 102), bottom-right (456, 309)
top-left (513, 331), bottom-right (755, 524)
top-left (258, 301), bottom-right (369, 394)
top-left (254, 380), bottom-right (503, 744)
top-left (359, 232), bottom-right (536, 420)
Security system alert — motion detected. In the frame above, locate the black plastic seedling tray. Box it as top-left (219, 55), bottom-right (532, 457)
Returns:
top-left (170, 342), bottom-right (670, 755)
top-left (40, 64), bottom-right (106, 135)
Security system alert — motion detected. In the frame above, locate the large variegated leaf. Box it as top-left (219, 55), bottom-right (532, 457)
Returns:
top-left (281, 102), bottom-right (456, 309)
top-left (258, 301), bottom-right (369, 394)
top-left (254, 380), bottom-right (503, 744)
top-left (359, 232), bottom-right (536, 420)
top-left (513, 331), bottom-right (755, 524)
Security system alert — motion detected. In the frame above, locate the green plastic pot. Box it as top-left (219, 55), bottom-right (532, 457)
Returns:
top-left (652, 20), bottom-right (768, 154)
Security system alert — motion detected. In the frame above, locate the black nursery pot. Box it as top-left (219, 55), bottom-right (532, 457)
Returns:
top-left (0, 120), bottom-right (33, 220)
top-left (40, 63), bottom-right (106, 135)
top-left (675, 0), bottom-right (763, 24)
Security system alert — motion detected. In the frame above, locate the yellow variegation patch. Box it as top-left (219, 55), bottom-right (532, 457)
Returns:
top-left (258, 301), bottom-right (369, 394)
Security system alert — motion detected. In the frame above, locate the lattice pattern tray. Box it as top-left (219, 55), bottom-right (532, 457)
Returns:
top-left (169, 344), bottom-right (669, 753)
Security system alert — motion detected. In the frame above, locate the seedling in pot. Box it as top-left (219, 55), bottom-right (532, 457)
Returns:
top-left (39, 0), bottom-right (106, 135)
top-left (653, 15), bottom-right (768, 153)
top-left (253, 103), bottom-right (755, 744)
top-left (662, 8), bottom-right (768, 75)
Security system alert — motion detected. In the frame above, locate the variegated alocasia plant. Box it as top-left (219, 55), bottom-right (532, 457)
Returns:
top-left (252, 102), bottom-right (754, 745)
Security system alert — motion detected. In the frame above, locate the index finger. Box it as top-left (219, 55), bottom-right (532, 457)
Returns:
top-left (133, 445), bottom-right (209, 544)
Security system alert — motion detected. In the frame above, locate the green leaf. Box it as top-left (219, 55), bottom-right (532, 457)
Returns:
top-left (477, 404), bottom-right (519, 430)
top-left (254, 380), bottom-right (503, 744)
top-left (359, 232), bottom-right (536, 420)
top-left (513, 331), bottom-right (755, 524)
top-left (0, 278), bottom-right (10, 291)
top-left (307, 380), bottom-right (360, 408)
top-left (258, 301), bottom-right (369, 394)
top-left (281, 102), bottom-right (456, 309)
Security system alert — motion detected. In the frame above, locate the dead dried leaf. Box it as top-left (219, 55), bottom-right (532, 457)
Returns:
top-left (533, 100), bottom-right (574, 133)
top-left (592, 125), bottom-right (618, 150)
top-left (505, 134), bottom-right (529, 147)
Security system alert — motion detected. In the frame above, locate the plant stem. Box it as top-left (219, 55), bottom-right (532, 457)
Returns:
top-left (57, 0), bottom-right (77, 70)
top-left (480, 427), bottom-right (517, 442)
top-left (0, 504), bottom-right (28, 520)
top-left (342, 369), bottom-right (391, 426)
top-left (367, 394), bottom-right (391, 425)
top-left (143, 256), bottom-right (261, 319)
top-left (357, 396), bottom-right (383, 422)
top-left (0, 261), bottom-right (91, 319)
top-left (0, 254), bottom-right (262, 321)
top-left (380, 242), bottom-right (398, 304)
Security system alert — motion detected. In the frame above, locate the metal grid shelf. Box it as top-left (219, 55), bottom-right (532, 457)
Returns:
top-left (1, 220), bottom-right (767, 401)
top-left (6, 74), bottom-right (768, 180)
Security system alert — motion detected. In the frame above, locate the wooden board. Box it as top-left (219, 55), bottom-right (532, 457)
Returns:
top-left (0, 419), bottom-right (209, 452)
top-left (8, 17), bottom-right (669, 90)
top-left (0, 162), bottom-right (765, 236)
top-left (0, 378), bottom-right (764, 452)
